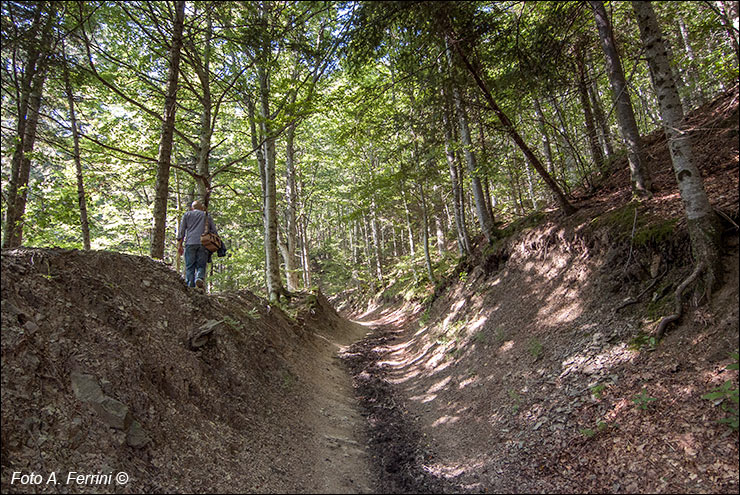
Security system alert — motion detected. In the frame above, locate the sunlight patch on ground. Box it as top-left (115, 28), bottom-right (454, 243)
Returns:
top-left (422, 459), bottom-right (485, 480)
top-left (427, 375), bottom-right (452, 394)
top-left (458, 375), bottom-right (479, 389)
top-left (468, 315), bottom-right (488, 333)
top-left (432, 415), bottom-right (460, 427)
top-left (499, 340), bottom-right (515, 352)
top-left (408, 393), bottom-right (437, 404)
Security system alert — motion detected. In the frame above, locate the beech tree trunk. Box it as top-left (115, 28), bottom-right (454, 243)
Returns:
top-left (258, 64), bottom-right (284, 302)
top-left (576, 49), bottom-right (605, 172)
top-left (151, 0), bottom-right (185, 259)
top-left (633, 1), bottom-right (723, 293)
top-left (284, 122), bottom-right (301, 291)
top-left (446, 40), bottom-right (497, 243)
top-left (418, 182), bottom-right (435, 283)
top-left (590, 0), bottom-right (653, 198)
top-left (194, 9), bottom-right (213, 207)
top-left (63, 48), bottom-right (91, 250)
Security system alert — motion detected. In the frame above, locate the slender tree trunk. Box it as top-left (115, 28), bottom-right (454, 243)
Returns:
top-left (3, 5), bottom-right (53, 248)
top-left (533, 98), bottom-right (558, 205)
top-left (440, 91), bottom-right (472, 256)
top-left (362, 213), bottom-right (372, 279)
top-left (151, 0), bottom-right (185, 259)
top-left (633, 1), bottom-right (723, 293)
top-left (448, 36), bottom-right (576, 215)
top-left (284, 122), bottom-right (301, 291)
top-left (590, 0), bottom-right (653, 198)
top-left (371, 197), bottom-right (383, 281)
top-left (576, 49), bottom-right (605, 172)
top-left (300, 216), bottom-right (311, 288)
top-left (418, 182), bottom-right (435, 283)
top-left (447, 47), bottom-right (496, 243)
top-left (524, 161), bottom-right (539, 211)
top-left (586, 68), bottom-right (615, 160)
top-left (435, 213), bottom-right (446, 256)
top-left (258, 63), bottom-right (285, 302)
top-left (63, 49), bottom-right (91, 250)
top-left (195, 10), bottom-right (213, 207)
top-left (401, 186), bottom-right (416, 256)
top-left (677, 16), bottom-right (706, 106)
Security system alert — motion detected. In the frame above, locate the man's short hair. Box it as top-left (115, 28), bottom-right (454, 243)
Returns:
top-left (192, 200), bottom-right (205, 211)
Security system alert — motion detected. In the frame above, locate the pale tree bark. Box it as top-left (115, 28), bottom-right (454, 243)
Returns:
top-left (586, 70), bottom-right (615, 160)
top-left (633, 1), bottom-right (723, 295)
top-left (258, 63), bottom-right (285, 302)
top-left (299, 215), bottom-right (312, 288)
top-left (418, 182), bottom-right (435, 283)
top-left (677, 16), bottom-right (706, 106)
top-left (439, 75), bottom-right (473, 256)
top-left (283, 122), bottom-right (301, 291)
top-left (446, 41), bottom-right (496, 242)
top-left (193, 8), bottom-right (213, 207)
top-left (401, 186), bottom-right (416, 256)
top-left (362, 214), bottom-right (372, 279)
top-left (151, 0), bottom-right (186, 259)
top-left (370, 196), bottom-right (383, 281)
top-left (590, 0), bottom-right (653, 198)
top-left (63, 45), bottom-right (91, 250)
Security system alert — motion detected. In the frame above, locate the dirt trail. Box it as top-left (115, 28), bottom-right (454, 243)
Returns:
top-left (300, 315), bottom-right (376, 493)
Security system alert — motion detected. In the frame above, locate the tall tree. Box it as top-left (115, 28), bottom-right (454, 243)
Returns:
top-left (151, 0), bottom-right (186, 259)
top-left (590, 0), bottom-right (653, 198)
top-left (445, 39), bottom-right (497, 243)
top-left (632, 1), bottom-right (723, 297)
top-left (2, 2), bottom-right (56, 248)
top-left (62, 41), bottom-right (91, 250)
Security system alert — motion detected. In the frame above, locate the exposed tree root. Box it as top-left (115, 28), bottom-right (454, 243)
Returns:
top-left (655, 261), bottom-right (706, 339)
top-left (614, 268), bottom-right (667, 313)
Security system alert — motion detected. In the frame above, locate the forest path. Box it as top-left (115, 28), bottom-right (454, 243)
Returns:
top-left (337, 304), bottom-right (470, 494)
top-left (300, 313), bottom-right (377, 493)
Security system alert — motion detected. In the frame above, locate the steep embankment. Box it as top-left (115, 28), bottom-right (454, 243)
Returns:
top-left (1, 248), bottom-right (373, 493)
top-left (337, 87), bottom-right (739, 493)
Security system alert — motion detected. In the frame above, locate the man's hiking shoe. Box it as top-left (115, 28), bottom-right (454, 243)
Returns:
top-left (196, 279), bottom-right (204, 290)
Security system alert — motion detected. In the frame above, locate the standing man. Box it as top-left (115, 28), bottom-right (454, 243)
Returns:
top-left (177, 200), bottom-right (218, 290)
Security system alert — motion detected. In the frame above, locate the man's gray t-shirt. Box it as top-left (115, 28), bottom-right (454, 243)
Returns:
top-left (177, 210), bottom-right (217, 245)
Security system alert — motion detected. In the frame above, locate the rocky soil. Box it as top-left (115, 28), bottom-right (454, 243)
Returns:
top-left (1, 87), bottom-right (738, 494)
top-left (1, 249), bottom-right (374, 493)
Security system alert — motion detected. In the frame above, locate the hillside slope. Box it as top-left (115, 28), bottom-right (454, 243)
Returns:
top-left (1, 249), bottom-right (374, 493)
top-left (337, 86), bottom-right (739, 493)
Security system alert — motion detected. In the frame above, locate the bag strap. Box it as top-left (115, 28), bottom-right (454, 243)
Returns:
top-left (203, 211), bottom-right (210, 235)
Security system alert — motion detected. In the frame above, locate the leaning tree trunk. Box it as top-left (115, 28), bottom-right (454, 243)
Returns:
top-left (151, 0), bottom-right (185, 259)
top-left (447, 33), bottom-right (577, 216)
top-left (63, 48), bottom-right (91, 250)
top-left (633, 0), bottom-right (723, 294)
top-left (590, 0), bottom-right (653, 198)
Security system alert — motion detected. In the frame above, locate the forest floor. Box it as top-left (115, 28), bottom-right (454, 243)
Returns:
top-left (333, 85), bottom-right (739, 493)
top-left (1, 87), bottom-right (738, 494)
